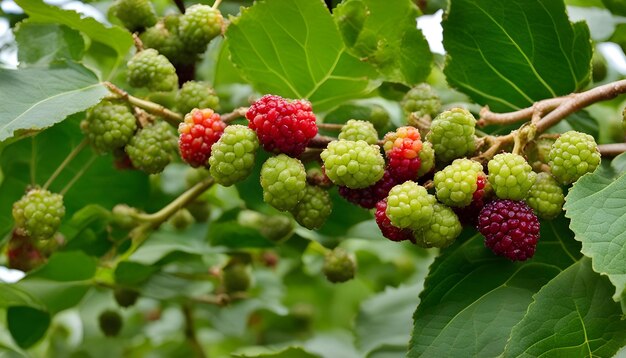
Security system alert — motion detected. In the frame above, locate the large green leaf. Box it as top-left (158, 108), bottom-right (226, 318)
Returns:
top-left (14, 0), bottom-right (132, 63)
top-left (0, 63), bottom-right (107, 141)
top-left (564, 170), bottom-right (626, 300)
top-left (333, 0), bottom-right (432, 85)
top-left (442, 0), bottom-right (592, 112)
top-left (14, 22), bottom-right (84, 66)
top-left (408, 218), bottom-right (581, 357)
top-left (226, 0), bottom-right (379, 111)
top-left (504, 258), bottom-right (626, 357)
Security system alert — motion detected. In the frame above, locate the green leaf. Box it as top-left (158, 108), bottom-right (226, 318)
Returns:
top-left (7, 306), bottom-right (50, 349)
top-left (14, 22), bottom-right (84, 66)
top-left (0, 63), bottom-right (107, 141)
top-left (226, 0), bottom-right (379, 111)
top-left (442, 0), bottom-right (592, 112)
top-left (233, 346), bottom-right (320, 358)
top-left (15, 280), bottom-right (90, 314)
top-left (115, 261), bottom-right (159, 286)
top-left (504, 258), bottom-right (626, 357)
top-left (564, 170), bottom-right (626, 300)
top-left (13, 252), bottom-right (97, 314)
top-left (0, 284), bottom-right (45, 310)
top-left (208, 221), bottom-right (275, 249)
top-left (334, 0), bottom-right (432, 85)
top-left (408, 219), bottom-right (581, 357)
top-left (355, 283), bottom-right (421, 354)
top-left (131, 225), bottom-right (222, 265)
top-left (29, 251), bottom-right (97, 282)
top-left (14, 0), bottom-right (132, 63)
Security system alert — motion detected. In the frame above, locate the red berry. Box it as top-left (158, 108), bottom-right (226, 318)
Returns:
top-left (178, 108), bottom-right (226, 167)
top-left (339, 171), bottom-right (398, 209)
top-left (383, 127), bottom-right (423, 182)
top-left (477, 199), bottom-right (540, 261)
top-left (374, 199), bottom-right (414, 242)
top-left (246, 94), bottom-right (318, 157)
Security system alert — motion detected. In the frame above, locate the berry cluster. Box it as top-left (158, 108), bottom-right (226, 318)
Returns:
top-left (117, 0), bottom-right (224, 68)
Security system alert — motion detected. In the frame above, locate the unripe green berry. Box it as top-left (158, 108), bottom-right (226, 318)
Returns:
top-left (417, 141), bottom-right (435, 177)
top-left (321, 140), bottom-right (385, 189)
top-left (548, 130), bottom-right (600, 184)
top-left (338, 120), bottom-right (378, 145)
top-left (126, 121), bottom-right (178, 174)
top-left (427, 108), bottom-right (476, 163)
top-left (12, 189), bottom-right (65, 241)
top-left (112, 0), bottom-right (157, 32)
top-left (179, 5), bottom-right (223, 52)
top-left (401, 83), bottom-right (441, 117)
top-left (209, 125), bottom-right (259, 186)
top-left (176, 81), bottom-right (220, 115)
top-left (290, 185), bottom-right (332, 230)
top-left (223, 263), bottom-right (251, 293)
top-left (434, 158), bottom-right (484, 207)
top-left (527, 172), bottom-right (565, 219)
top-left (322, 248), bottom-right (356, 283)
top-left (385, 181), bottom-right (436, 230)
top-left (414, 203), bottom-right (462, 248)
top-left (82, 99), bottom-right (137, 154)
top-left (260, 155), bottom-right (307, 211)
top-left (488, 153), bottom-right (536, 200)
top-left (127, 49), bottom-right (178, 92)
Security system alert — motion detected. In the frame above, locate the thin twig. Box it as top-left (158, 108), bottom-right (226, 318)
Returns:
top-left (317, 123), bottom-right (344, 131)
top-left (536, 80), bottom-right (626, 133)
top-left (132, 34), bottom-right (143, 52)
top-left (43, 139), bottom-right (88, 191)
top-left (307, 135), bottom-right (336, 148)
top-left (222, 107), bottom-right (248, 123)
top-left (133, 178), bottom-right (215, 226)
top-left (212, 0), bottom-right (223, 9)
top-left (479, 97), bottom-right (566, 126)
top-left (598, 143), bottom-right (626, 157)
top-left (182, 304), bottom-right (207, 358)
top-left (104, 82), bottom-right (183, 125)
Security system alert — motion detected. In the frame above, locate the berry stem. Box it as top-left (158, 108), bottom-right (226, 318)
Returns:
top-left (307, 134), bottom-right (337, 148)
top-left (60, 154), bottom-right (97, 196)
top-left (132, 34), bottom-right (144, 52)
top-left (211, 0), bottom-right (223, 10)
top-left (598, 143), bottom-right (626, 157)
top-left (132, 177), bottom-right (215, 226)
top-left (30, 137), bottom-right (36, 186)
top-left (221, 107), bottom-right (249, 123)
top-left (43, 139), bottom-right (88, 191)
top-left (317, 123), bottom-right (344, 131)
top-left (104, 82), bottom-right (183, 125)
top-left (114, 178), bottom-right (215, 264)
